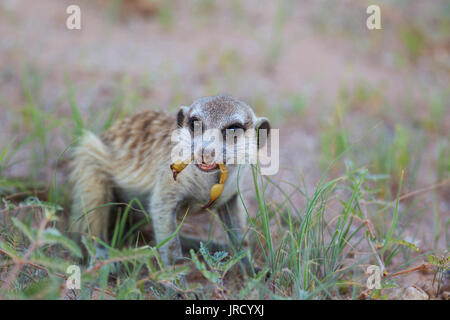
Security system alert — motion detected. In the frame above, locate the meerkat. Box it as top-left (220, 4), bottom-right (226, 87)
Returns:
top-left (69, 94), bottom-right (270, 273)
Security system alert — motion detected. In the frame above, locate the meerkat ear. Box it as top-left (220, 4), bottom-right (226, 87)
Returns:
top-left (255, 117), bottom-right (271, 149)
top-left (176, 106), bottom-right (189, 128)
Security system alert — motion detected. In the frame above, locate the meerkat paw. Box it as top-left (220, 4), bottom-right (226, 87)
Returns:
top-left (88, 244), bottom-right (121, 274)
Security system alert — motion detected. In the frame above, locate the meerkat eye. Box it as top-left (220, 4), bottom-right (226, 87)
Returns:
top-left (189, 117), bottom-right (202, 132)
top-left (227, 124), bottom-right (244, 131)
top-left (224, 123), bottom-right (244, 134)
top-left (223, 123), bottom-right (245, 141)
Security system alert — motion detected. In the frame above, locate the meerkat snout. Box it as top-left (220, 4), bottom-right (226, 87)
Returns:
top-left (199, 147), bottom-right (216, 165)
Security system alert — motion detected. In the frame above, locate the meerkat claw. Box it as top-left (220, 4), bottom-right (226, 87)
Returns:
top-left (202, 200), bottom-right (214, 209)
top-left (170, 164), bottom-right (179, 181)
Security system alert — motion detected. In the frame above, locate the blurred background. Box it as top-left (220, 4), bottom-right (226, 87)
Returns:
top-left (0, 0), bottom-right (448, 278)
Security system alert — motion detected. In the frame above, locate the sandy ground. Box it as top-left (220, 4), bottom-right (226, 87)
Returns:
top-left (0, 0), bottom-right (448, 298)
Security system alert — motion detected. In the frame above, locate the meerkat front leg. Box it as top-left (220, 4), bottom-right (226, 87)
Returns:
top-left (217, 194), bottom-right (254, 275)
top-left (148, 185), bottom-right (192, 298)
top-left (149, 185), bottom-right (184, 268)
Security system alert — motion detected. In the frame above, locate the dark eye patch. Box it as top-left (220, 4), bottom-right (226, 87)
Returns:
top-left (225, 123), bottom-right (245, 131)
top-left (222, 123), bottom-right (245, 141)
top-left (189, 117), bottom-right (202, 131)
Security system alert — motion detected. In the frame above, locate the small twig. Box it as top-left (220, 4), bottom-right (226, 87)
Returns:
top-left (359, 179), bottom-right (449, 206)
top-left (366, 235), bottom-right (385, 274)
top-left (398, 179), bottom-right (449, 202)
top-left (0, 203), bottom-right (46, 215)
top-left (384, 262), bottom-right (431, 278)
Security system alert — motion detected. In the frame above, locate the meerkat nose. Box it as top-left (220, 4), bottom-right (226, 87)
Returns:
top-left (201, 148), bottom-right (216, 164)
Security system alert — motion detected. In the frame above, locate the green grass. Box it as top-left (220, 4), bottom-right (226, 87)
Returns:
top-left (0, 65), bottom-right (448, 299)
top-left (2, 152), bottom-right (443, 299)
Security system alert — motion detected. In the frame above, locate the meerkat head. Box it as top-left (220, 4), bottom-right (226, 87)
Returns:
top-left (175, 94), bottom-right (270, 172)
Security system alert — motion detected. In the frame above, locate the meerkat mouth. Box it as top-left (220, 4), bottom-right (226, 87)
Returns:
top-left (196, 163), bottom-right (219, 172)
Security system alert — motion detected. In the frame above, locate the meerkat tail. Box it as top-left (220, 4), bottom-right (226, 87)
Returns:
top-left (70, 131), bottom-right (113, 241)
